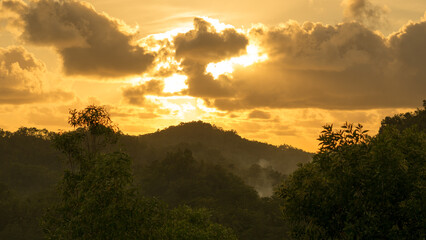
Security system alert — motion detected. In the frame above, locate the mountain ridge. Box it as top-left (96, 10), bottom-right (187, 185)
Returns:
top-left (122, 120), bottom-right (313, 196)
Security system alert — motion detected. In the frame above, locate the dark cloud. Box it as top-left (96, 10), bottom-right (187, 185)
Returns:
top-left (342, 0), bottom-right (388, 28)
top-left (175, 17), bottom-right (249, 63)
top-left (387, 20), bottom-right (426, 99)
top-left (390, 20), bottom-right (426, 70)
top-left (174, 18), bottom-right (248, 98)
top-left (0, 46), bottom-right (73, 104)
top-left (179, 61), bottom-right (234, 98)
top-left (2, 0), bottom-right (154, 77)
top-left (208, 20), bottom-right (425, 111)
top-left (258, 21), bottom-right (389, 71)
top-left (122, 80), bottom-right (164, 106)
top-left (248, 110), bottom-right (271, 119)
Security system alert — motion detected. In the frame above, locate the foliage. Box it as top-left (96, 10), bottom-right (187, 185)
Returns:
top-left (161, 206), bottom-right (238, 240)
top-left (0, 108), bottom-right (312, 239)
top-left (380, 101), bottom-right (426, 133)
top-left (0, 128), bottom-right (64, 239)
top-left (43, 153), bottom-right (141, 239)
top-left (0, 183), bottom-right (55, 240)
top-left (137, 149), bottom-right (288, 240)
top-left (0, 128), bottom-right (64, 196)
top-left (317, 122), bottom-right (369, 152)
top-left (42, 106), bottom-right (140, 239)
top-left (0, 121), bottom-right (296, 240)
top-left (277, 107), bottom-right (426, 239)
top-left (42, 105), bottom-right (236, 240)
top-left (60, 105), bottom-right (120, 160)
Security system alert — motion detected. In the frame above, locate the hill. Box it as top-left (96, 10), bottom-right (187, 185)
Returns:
top-left (0, 121), bottom-right (310, 239)
top-left (0, 121), bottom-right (311, 198)
top-left (121, 121), bottom-right (313, 196)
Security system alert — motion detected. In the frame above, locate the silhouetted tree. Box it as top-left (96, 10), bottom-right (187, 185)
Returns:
top-left (380, 100), bottom-right (426, 133)
top-left (278, 113), bottom-right (425, 239)
top-left (42, 106), bottom-right (142, 239)
top-left (42, 105), bottom-right (237, 240)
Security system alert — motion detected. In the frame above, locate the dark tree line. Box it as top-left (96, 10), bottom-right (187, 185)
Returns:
top-left (278, 103), bottom-right (426, 239)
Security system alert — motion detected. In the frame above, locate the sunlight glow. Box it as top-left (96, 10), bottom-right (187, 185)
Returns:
top-left (163, 74), bottom-right (188, 93)
top-left (196, 99), bottom-right (219, 113)
top-left (144, 95), bottom-right (219, 122)
top-left (126, 76), bottom-right (153, 86)
top-left (146, 96), bottom-right (195, 101)
top-left (198, 16), bottom-right (235, 32)
top-left (145, 95), bottom-right (201, 121)
top-left (150, 26), bottom-right (194, 40)
top-left (206, 45), bottom-right (268, 79)
top-left (138, 25), bottom-right (193, 52)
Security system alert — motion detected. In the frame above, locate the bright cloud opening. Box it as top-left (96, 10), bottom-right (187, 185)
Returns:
top-left (206, 45), bottom-right (268, 79)
top-left (163, 74), bottom-right (188, 93)
top-left (198, 16), bottom-right (236, 32)
top-left (150, 25), bottom-right (194, 41)
top-left (127, 77), bottom-right (143, 86)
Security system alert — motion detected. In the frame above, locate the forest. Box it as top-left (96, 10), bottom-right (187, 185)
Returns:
top-left (0, 102), bottom-right (424, 239)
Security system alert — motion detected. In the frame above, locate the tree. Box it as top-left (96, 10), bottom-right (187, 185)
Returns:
top-left (379, 101), bottom-right (426, 133)
top-left (42, 105), bottom-right (144, 240)
top-left (317, 122), bottom-right (369, 152)
top-left (42, 105), bottom-right (237, 240)
top-left (277, 111), bottom-right (425, 239)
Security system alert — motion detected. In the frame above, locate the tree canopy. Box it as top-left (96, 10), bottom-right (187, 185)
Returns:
top-left (277, 105), bottom-right (426, 239)
top-left (42, 105), bottom-right (237, 240)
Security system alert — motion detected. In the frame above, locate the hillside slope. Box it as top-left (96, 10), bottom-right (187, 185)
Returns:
top-left (121, 121), bottom-right (312, 196)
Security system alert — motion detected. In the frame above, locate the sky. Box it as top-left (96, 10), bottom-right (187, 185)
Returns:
top-left (0, 0), bottom-right (425, 152)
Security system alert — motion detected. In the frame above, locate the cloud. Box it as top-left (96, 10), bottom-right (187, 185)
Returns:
top-left (207, 19), bottom-right (425, 111)
top-left (0, 46), bottom-right (73, 104)
top-left (248, 110), bottom-right (271, 119)
top-left (1, 0), bottom-right (154, 77)
top-left (341, 0), bottom-right (388, 28)
top-left (174, 17), bottom-right (249, 63)
top-left (124, 16), bottom-right (425, 112)
top-left (258, 21), bottom-right (389, 71)
top-left (389, 20), bottom-right (426, 70)
top-left (122, 80), bottom-right (165, 106)
top-left (3, 2), bottom-right (423, 112)
top-left (173, 18), bottom-right (248, 98)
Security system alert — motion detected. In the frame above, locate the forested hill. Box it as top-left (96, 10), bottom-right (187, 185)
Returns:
top-left (121, 121), bottom-right (312, 196)
top-left (0, 121), bottom-right (310, 239)
top-left (0, 121), bottom-right (311, 198)
top-left (125, 121), bottom-right (312, 173)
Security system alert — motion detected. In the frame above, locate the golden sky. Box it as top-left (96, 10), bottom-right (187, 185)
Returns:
top-left (0, 0), bottom-right (425, 152)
